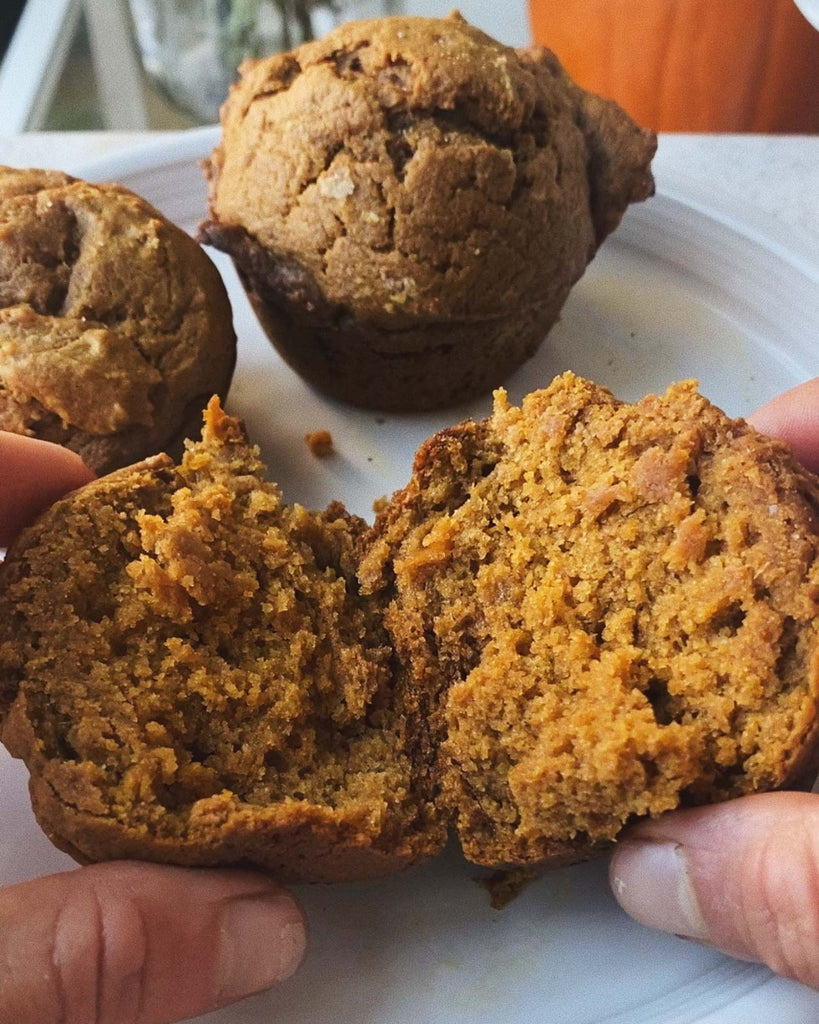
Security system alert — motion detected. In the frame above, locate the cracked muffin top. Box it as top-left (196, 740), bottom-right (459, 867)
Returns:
top-left (0, 167), bottom-right (236, 473)
top-left (201, 13), bottom-right (655, 326)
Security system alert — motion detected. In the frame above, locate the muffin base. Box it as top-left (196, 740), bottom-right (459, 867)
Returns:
top-left (240, 270), bottom-right (568, 411)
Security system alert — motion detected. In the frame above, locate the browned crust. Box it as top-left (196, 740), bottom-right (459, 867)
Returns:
top-left (199, 15), bottom-right (655, 410)
top-left (3, 650), bottom-right (442, 882)
top-left (9, 719), bottom-right (438, 884)
top-left (0, 167), bottom-right (236, 473)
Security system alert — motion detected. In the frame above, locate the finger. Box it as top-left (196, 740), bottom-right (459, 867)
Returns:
top-left (0, 861), bottom-right (307, 1024)
top-left (0, 432), bottom-right (94, 546)
top-left (610, 792), bottom-right (819, 987)
top-left (747, 378), bottom-right (819, 473)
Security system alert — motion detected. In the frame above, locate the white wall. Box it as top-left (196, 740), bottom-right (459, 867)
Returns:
top-left (401, 0), bottom-right (532, 46)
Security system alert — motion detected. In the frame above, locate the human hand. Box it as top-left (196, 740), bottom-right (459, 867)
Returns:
top-left (610, 377), bottom-right (819, 987)
top-left (0, 433), bottom-right (306, 1024)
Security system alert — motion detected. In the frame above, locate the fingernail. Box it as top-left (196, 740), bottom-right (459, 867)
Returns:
top-left (610, 839), bottom-right (710, 942)
top-left (218, 893), bottom-right (307, 1004)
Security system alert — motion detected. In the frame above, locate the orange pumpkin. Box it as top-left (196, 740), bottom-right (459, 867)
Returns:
top-left (529, 0), bottom-right (819, 131)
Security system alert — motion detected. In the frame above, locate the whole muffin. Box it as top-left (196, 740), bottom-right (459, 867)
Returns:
top-left (200, 14), bottom-right (655, 411)
top-left (0, 168), bottom-right (236, 473)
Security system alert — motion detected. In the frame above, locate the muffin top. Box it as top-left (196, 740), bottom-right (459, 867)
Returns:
top-left (0, 168), bottom-right (235, 472)
top-left (202, 14), bottom-right (655, 325)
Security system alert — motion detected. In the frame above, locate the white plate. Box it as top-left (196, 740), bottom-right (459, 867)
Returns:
top-left (794, 0), bottom-right (819, 29)
top-left (2, 128), bottom-right (819, 1024)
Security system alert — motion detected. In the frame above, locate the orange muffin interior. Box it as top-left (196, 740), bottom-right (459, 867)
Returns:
top-left (0, 400), bottom-right (439, 876)
top-left (2, 375), bottom-right (819, 878)
top-left (361, 374), bottom-right (819, 865)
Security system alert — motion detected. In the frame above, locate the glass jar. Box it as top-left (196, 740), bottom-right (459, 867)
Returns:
top-left (129, 0), bottom-right (402, 124)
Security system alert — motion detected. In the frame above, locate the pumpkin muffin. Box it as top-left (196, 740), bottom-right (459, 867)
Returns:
top-left (0, 398), bottom-right (442, 881)
top-left (2, 377), bottom-right (818, 879)
top-left (360, 373), bottom-right (819, 867)
top-left (0, 168), bottom-right (236, 473)
top-left (200, 14), bottom-right (655, 411)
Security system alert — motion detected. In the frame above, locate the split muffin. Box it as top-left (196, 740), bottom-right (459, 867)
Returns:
top-left (1, 375), bottom-right (818, 878)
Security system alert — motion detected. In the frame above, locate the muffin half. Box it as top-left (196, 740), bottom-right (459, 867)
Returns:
top-left (361, 374), bottom-right (819, 866)
top-left (0, 399), bottom-right (442, 880)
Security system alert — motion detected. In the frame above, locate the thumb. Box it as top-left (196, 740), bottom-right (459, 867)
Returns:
top-left (747, 377), bottom-right (819, 474)
top-left (610, 793), bottom-right (819, 987)
top-left (0, 432), bottom-right (94, 546)
top-left (0, 861), bottom-right (307, 1024)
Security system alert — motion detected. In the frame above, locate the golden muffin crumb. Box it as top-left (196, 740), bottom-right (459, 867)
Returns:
top-left (2, 376), bottom-right (819, 880)
top-left (361, 373), bottom-right (819, 867)
top-left (305, 429), bottom-right (335, 457)
top-left (0, 397), bottom-right (442, 881)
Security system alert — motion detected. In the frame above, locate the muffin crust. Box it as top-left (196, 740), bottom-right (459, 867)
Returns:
top-left (0, 168), bottom-right (236, 472)
top-left (201, 14), bottom-right (655, 410)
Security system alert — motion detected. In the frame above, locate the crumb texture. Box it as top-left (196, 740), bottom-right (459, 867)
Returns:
top-left (200, 14), bottom-right (655, 409)
top-left (362, 373), bottom-right (819, 866)
top-left (0, 399), bottom-right (440, 880)
top-left (3, 376), bottom-right (819, 878)
top-left (0, 168), bottom-right (236, 472)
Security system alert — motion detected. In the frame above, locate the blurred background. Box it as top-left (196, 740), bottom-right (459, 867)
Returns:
top-left (1, 0), bottom-right (817, 133)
